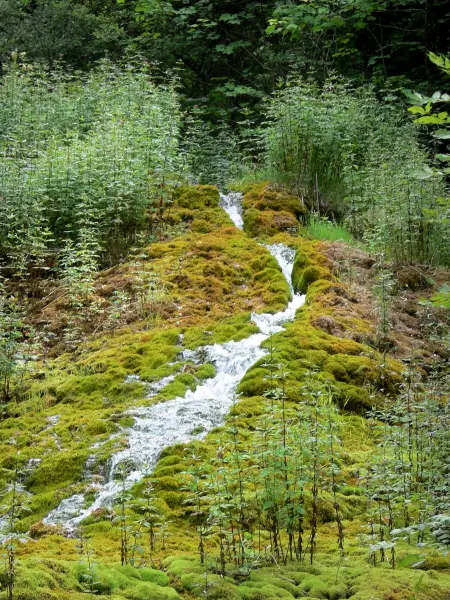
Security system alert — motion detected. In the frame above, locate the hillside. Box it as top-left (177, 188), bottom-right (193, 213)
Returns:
top-left (0, 9), bottom-right (449, 598)
top-left (0, 184), bottom-right (449, 600)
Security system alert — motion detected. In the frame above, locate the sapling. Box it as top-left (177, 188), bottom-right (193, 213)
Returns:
top-left (0, 442), bottom-right (31, 600)
top-left (132, 477), bottom-right (160, 565)
top-left (156, 516), bottom-right (172, 552)
top-left (113, 466), bottom-right (133, 566)
top-left (76, 531), bottom-right (98, 594)
top-left (182, 453), bottom-right (208, 565)
top-left (0, 284), bottom-right (33, 411)
top-left (326, 393), bottom-right (345, 558)
top-left (372, 260), bottom-right (395, 354)
top-left (308, 399), bottom-right (320, 565)
top-left (207, 446), bottom-right (232, 575)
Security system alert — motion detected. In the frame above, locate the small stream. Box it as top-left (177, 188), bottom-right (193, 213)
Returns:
top-left (44, 193), bottom-right (304, 532)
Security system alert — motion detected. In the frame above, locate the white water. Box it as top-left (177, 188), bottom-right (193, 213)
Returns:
top-left (220, 191), bottom-right (244, 229)
top-left (44, 193), bottom-right (304, 532)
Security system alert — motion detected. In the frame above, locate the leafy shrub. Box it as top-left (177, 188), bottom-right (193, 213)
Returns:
top-left (0, 59), bottom-right (184, 279)
top-left (260, 77), bottom-right (449, 265)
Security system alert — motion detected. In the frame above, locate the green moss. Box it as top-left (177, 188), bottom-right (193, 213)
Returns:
top-left (28, 450), bottom-right (89, 492)
top-left (195, 363), bottom-right (216, 379)
top-left (291, 242), bottom-right (332, 293)
top-left (238, 582), bottom-right (295, 599)
top-left (74, 563), bottom-right (179, 599)
top-left (237, 367), bottom-right (270, 397)
top-left (183, 313), bottom-right (259, 349)
top-left (244, 207), bottom-right (298, 239)
top-left (175, 185), bottom-right (220, 209)
top-left (122, 582), bottom-right (180, 600)
top-left (294, 265), bottom-right (335, 294)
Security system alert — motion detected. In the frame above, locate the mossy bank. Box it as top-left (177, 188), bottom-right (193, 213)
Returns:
top-left (1, 184), bottom-right (449, 600)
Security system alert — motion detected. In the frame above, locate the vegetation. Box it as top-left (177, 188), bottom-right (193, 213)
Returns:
top-left (260, 78), bottom-right (449, 266)
top-left (0, 3), bottom-right (449, 599)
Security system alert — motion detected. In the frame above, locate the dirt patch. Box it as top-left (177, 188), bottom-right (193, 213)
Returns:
top-left (324, 241), bottom-right (449, 365)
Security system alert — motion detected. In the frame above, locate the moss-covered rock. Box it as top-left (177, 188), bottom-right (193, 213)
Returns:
top-left (240, 183), bottom-right (307, 239)
top-left (294, 265), bottom-right (335, 294)
top-left (175, 185), bottom-right (220, 209)
top-left (244, 207), bottom-right (299, 238)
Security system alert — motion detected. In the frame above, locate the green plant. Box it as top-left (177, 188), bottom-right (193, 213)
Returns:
top-left (113, 466), bottom-right (134, 566)
top-left (303, 213), bottom-right (354, 244)
top-left (132, 477), bottom-right (161, 566)
top-left (0, 59), bottom-right (185, 284)
top-left (260, 77), bottom-right (449, 266)
top-left (0, 282), bottom-right (37, 414)
top-left (0, 441), bottom-right (32, 600)
top-left (76, 532), bottom-right (98, 594)
top-left (372, 263), bottom-right (395, 352)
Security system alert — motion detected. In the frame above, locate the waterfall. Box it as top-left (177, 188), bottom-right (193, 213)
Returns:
top-left (44, 192), bottom-right (305, 532)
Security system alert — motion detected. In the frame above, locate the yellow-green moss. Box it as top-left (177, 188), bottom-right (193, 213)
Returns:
top-left (244, 207), bottom-right (298, 238)
top-left (174, 184), bottom-right (220, 209)
top-left (0, 184), bottom-right (427, 600)
top-left (294, 265), bottom-right (335, 294)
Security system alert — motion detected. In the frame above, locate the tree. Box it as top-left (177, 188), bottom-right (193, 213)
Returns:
top-left (0, 0), bottom-right (125, 68)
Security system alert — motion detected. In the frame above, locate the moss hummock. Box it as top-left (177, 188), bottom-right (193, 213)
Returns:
top-left (241, 183), bottom-right (307, 238)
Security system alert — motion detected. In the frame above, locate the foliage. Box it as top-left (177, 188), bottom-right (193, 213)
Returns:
top-left (363, 361), bottom-right (450, 565)
top-left (0, 0), bottom-right (124, 69)
top-left (302, 214), bottom-right (354, 244)
top-left (260, 77), bottom-right (449, 265)
top-left (267, 0), bottom-right (448, 88)
top-left (0, 441), bottom-right (32, 600)
top-left (0, 283), bottom-right (37, 414)
top-left (0, 58), bottom-right (184, 282)
top-left (183, 369), bottom-right (347, 572)
top-left (407, 53), bottom-right (450, 175)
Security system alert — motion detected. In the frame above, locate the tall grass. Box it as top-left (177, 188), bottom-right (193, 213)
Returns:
top-left (303, 214), bottom-right (355, 244)
top-left (0, 58), bottom-right (185, 281)
top-left (260, 77), bottom-right (449, 266)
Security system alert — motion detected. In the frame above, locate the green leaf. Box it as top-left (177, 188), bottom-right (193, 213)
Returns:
top-left (415, 115), bottom-right (446, 124)
top-left (219, 13), bottom-right (241, 24)
top-left (408, 106), bottom-right (425, 114)
top-left (433, 129), bottom-right (450, 139)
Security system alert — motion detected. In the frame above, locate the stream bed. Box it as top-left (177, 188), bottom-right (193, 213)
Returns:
top-left (44, 193), bottom-right (304, 532)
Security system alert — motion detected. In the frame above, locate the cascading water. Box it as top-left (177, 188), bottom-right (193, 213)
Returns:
top-left (219, 192), bottom-right (244, 229)
top-left (45, 192), bottom-right (305, 532)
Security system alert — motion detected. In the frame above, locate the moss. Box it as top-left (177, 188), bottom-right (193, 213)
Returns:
top-left (244, 207), bottom-right (298, 239)
top-left (294, 265), bottom-right (335, 294)
top-left (175, 185), bottom-right (220, 209)
top-left (291, 243), bottom-right (331, 293)
top-left (238, 582), bottom-right (295, 599)
top-left (28, 450), bottom-right (89, 492)
top-left (243, 186), bottom-right (307, 218)
top-left (74, 563), bottom-right (180, 599)
top-left (183, 314), bottom-right (258, 350)
top-left (122, 582), bottom-right (180, 600)
top-left (247, 572), bottom-right (298, 596)
top-left (195, 363), bottom-right (216, 379)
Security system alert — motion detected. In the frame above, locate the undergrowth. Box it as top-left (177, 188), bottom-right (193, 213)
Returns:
top-left (260, 76), bottom-right (449, 266)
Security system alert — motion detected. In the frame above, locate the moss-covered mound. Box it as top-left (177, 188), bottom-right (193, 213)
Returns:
top-left (174, 184), bottom-right (220, 209)
top-left (241, 183), bottom-right (307, 238)
top-left (1, 186), bottom-right (295, 530)
top-left (0, 559), bottom-right (181, 600)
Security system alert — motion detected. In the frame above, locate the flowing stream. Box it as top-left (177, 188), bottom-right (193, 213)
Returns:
top-left (44, 193), bottom-right (304, 532)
